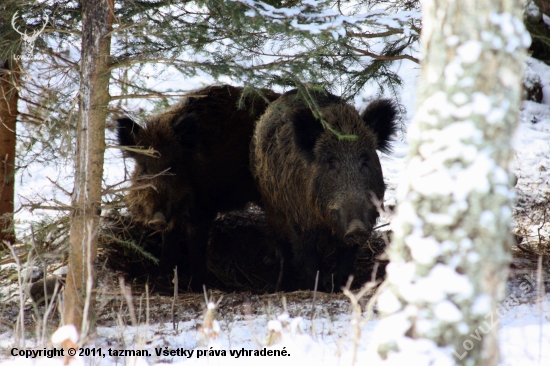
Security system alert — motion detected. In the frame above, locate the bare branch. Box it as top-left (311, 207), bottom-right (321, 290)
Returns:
top-left (24, 204), bottom-right (74, 212)
top-left (110, 93), bottom-right (186, 100)
top-left (102, 183), bottom-right (157, 195)
top-left (107, 145), bottom-right (160, 157)
top-left (46, 177), bottom-right (72, 196)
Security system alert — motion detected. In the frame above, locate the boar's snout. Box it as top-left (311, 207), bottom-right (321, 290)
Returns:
top-left (148, 212), bottom-right (167, 231)
top-left (344, 219), bottom-right (368, 245)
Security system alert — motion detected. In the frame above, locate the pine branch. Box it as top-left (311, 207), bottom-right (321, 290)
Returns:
top-left (347, 44), bottom-right (419, 63)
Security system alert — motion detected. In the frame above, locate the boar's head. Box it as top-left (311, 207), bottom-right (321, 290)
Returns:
top-left (116, 113), bottom-right (197, 231)
top-left (291, 98), bottom-right (398, 244)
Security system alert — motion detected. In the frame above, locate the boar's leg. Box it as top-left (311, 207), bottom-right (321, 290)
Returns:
top-left (302, 248), bottom-right (322, 291)
top-left (185, 216), bottom-right (213, 292)
top-left (272, 237), bottom-right (294, 292)
top-left (333, 245), bottom-right (359, 291)
top-left (292, 234), bottom-right (322, 291)
top-left (159, 226), bottom-right (186, 280)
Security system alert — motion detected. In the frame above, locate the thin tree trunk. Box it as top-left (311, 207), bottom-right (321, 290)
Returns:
top-left (0, 59), bottom-right (19, 245)
top-left (64, 0), bottom-right (113, 333)
top-left (375, 0), bottom-right (529, 365)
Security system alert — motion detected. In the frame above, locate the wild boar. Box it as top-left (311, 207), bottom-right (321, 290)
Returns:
top-left (251, 89), bottom-right (398, 290)
top-left (117, 85), bottom-right (279, 291)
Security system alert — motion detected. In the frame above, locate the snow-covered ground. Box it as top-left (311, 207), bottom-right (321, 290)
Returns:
top-left (2, 55), bottom-right (550, 365)
top-left (1, 295), bottom-right (549, 365)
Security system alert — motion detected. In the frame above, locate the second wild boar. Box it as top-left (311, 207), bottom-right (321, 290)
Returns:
top-left (117, 85), bottom-right (279, 291)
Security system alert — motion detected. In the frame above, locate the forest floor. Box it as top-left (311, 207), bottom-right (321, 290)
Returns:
top-left (0, 207), bottom-right (548, 366)
top-left (0, 200), bottom-right (547, 333)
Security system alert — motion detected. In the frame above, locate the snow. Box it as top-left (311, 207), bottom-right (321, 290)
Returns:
top-left (233, 0), bottom-right (420, 39)
top-left (456, 41), bottom-right (482, 64)
top-left (525, 1), bottom-right (541, 18)
top-left (377, 290), bottom-right (402, 313)
top-left (405, 235), bottom-right (441, 264)
top-left (445, 35), bottom-right (460, 47)
top-left (471, 295), bottom-right (492, 315)
top-left (51, 325), bottom-right (78, 345)
top-left (471, 92), bottom-right (492, 115)
top-left (434, 300), bottom-right (462, 322)
top-left (406, 148), bottom-right (497, 201)
top-left (4, 16), bottom-right (550, 366)
top-left (489, 11), bottom-right (532, 53)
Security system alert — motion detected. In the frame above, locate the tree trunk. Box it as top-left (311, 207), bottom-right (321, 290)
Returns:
top-left (64, 0), bottom-right (113, 333)
top-left (375, 0), bottom-right (529, 365)
top-left (0, 59), bottom-right (19, 245)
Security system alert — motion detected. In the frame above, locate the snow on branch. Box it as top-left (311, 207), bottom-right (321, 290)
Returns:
top-left (232, 0), bottom-right (420, 39)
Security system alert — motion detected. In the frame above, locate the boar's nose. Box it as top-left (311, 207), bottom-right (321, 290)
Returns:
top-left (344, 219), bottom-right (368, 245)
top-left (148, 212), bottom-right (167, 231)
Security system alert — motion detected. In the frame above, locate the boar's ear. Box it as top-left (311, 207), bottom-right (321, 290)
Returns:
top-left (361, 99), bottom-right (399, 154)
top-left (292, 108), bottom-right (324, 161)
top-left (173, 112), bottom-right (198, 150)
top-left (117, 117), bottom-right (142, 149)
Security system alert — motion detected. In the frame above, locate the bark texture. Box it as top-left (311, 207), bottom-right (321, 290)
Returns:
top-left (375, 0), bottom-right (529, 365)
top-left (64, 0), bottom-right (113, 332)
top-left (0, 59), bottom-right (19, 245)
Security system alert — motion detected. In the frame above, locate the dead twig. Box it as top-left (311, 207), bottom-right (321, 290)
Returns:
top-left (107, 145), bottom-right (160, 157)
top-left (516, 242), bottom-right (538, 257)
top-left (171, 266), bottom-right (178, 331)
top-left (310, 270), bottom-right (319, 323)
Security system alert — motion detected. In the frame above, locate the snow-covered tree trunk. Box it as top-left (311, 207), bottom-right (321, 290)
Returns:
top-left (375, 0), bottom-right (530, 365)
top-left (64, 0), bottom-right (113, 331)
top-left (0, 60), bottom-right (19, 245)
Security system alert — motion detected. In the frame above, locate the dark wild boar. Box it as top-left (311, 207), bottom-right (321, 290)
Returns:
top-left (251, 89), bottom-right (398, 291)
top-left (117, 85), bottom-right (279, 291)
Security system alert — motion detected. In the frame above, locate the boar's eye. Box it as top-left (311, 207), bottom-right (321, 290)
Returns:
top-left (327, 158), bottom-right (340, 171)
top-left (359, 155), bottom-right (370, 170)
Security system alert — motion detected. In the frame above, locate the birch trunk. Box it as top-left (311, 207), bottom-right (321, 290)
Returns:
top-left (0, 59), bottom-right (19, 245)
top-left (375, 0), bottom-right (530, 364)
top-left (64, 0), bottom-right (113, 332)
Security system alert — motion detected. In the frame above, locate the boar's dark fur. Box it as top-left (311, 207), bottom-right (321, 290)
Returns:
top-left (251, 89), bottom-right (398, 291)
top-left (117, 85), bottom-right (279, 291)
